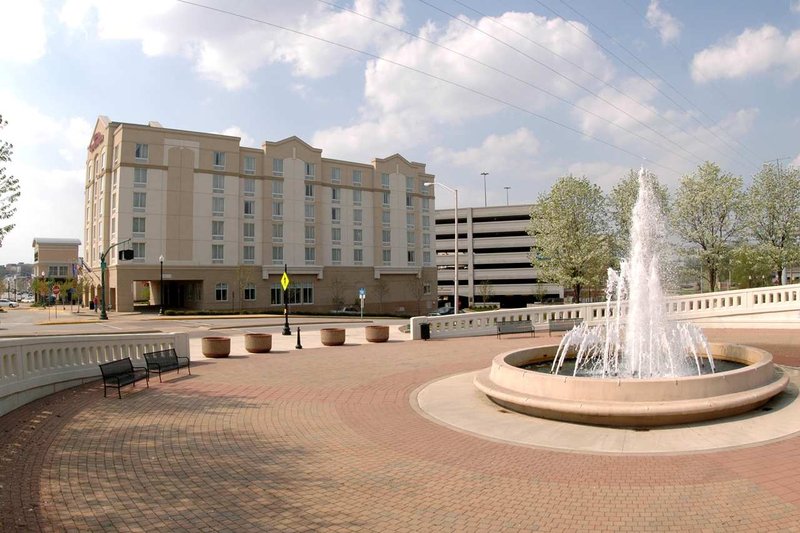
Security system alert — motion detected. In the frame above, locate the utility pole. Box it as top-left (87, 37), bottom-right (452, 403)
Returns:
top-left (504, 186), bottom-right (510, 206)
top-left (480, 172), bottom-right (489, 207)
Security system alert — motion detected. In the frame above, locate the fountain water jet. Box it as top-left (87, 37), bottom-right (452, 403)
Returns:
top-left (474, 168), bottom-right (788, 427)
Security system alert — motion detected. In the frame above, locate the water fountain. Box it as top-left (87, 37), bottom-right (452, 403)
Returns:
top-left (474, 169), bottom-right (788, 426)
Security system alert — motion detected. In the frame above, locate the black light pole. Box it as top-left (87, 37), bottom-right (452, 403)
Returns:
top-left (158, 254), bottom-right (164, 315)
top-left (282, 263), bottom-right (291, 335)
top-left (99, 238), bottom-right (131, 321)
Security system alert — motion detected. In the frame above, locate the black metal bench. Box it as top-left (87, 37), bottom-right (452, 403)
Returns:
top-left (143, 348), bottom-right (190, 382)
top-left (497, 319), bottom-right (534, 339)
top-left (548, 318), bottom-right (583, 336)
top-left (99, 358), bottom-right (149, 399)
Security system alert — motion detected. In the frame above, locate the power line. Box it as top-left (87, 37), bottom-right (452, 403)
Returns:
top-left (174, 0), bottom-right (688, 175)
top-left (549, 0), bottom-right (761, 171)
top-left (314, 0), bottom-right (702, 168)
top-left (415, 0), bottom-right (707, 167)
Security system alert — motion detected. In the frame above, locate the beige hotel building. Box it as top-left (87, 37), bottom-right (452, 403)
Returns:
top-left (84, 116), bottom-right (438, 314)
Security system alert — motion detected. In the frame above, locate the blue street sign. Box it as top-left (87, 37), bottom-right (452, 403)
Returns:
top-left (359, 287), bottom-right (366, 297)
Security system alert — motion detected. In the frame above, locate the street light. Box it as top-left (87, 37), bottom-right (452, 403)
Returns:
top-left (504, 186), bottom-right (511, 206)
top-left (158, 254), bottom-right (164, 315)
top-left (480, 172), bottom-right (489, 207)
top-left (424, 181), bottom-right (459, 315)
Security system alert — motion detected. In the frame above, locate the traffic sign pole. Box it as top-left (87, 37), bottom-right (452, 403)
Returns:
top-left (281, 264), bottom-right (291, 335)
top-left (359, 287), bottom-right (365, 320)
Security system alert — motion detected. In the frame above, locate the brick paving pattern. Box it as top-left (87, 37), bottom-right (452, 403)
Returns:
top-left (1, 328), bottom-right (799, 531)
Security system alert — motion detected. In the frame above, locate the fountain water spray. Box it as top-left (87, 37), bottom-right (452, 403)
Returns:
top-left (551, 168), bottom-right (713, 378)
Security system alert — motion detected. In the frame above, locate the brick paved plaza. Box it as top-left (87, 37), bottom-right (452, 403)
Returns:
top-left (1, 327), bottom-right (800, 531)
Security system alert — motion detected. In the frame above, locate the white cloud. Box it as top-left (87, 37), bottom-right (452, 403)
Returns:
top-left (691, 25), bottom-right (800, 83)
top-left (792, 1), bottom-right (800, 13)
top-left (58, 0), bottom-right (405, 90)
top-left (566, 161), bottom-right (630, 192)
top-left (0, 0), bottom-right (47, 63)
top-left (793, 153), bottom-right (800, 167)
top-left (646, 0), bottom-right (681, 45)
top-left (217, 126), bottom-right (256, 148)
top-left (431, 128), bottom-right (540, 172)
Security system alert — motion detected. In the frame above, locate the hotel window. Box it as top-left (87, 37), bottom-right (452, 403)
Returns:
top-left (94, 156), bottom-right (99, 176)
top-left (133, 192), bottom-right (146, 211)
top-left (382, 229), bottom-right (391, 245)
top-left (382, 210), bottom-right (390, 226)
top-left (272, 223), bottom-right (283, 242)
top-left (243, 199), bottom-right (255, 218)
top-left (272, 246), bottom-right (283, 264)
top-left (353, 170), bottom-right (362, 186)
top-left (331, 167), bottom-right (341, 183)
top-left (243, 246), bottom-right (255, 264)
top-left (422, 197), bottom-right (430, 210)
top-left (423, 251), bottom-right (432, 265)
top-left (423, 282), bottom-right (432, 295)
top-left (331, 207), bottom-right (341, 224)
top-left (212, 220), bottom-right (224, 240)
top-left (382, 249), bottom-right (391, 265)
top-left (132, 217), bottom-right (146, 236)
top-left (304, 162), bottom-right (315, 179)
top-left (304, 203), bottom-right (315, 221)
top-left (135, 143), bottom-right (148, 160)
top-left (111, 217), bottom-right (116, 236)
top-left (353, 248), bottom-right (363, 264)
top-left (381, 172), bottom-right (390, 188)
top-left (100, 150), bottom-right (106, 170)
top-left (215, 283), bottom-right (228, 301)
top-left (270, 285), bottom-right (283, 305)
top-left (272, 200), bottom-right (283, 219)
top-left (243, 156), bottom-right (256, 175)
top-left (212, 174), bottom-right (225, 193)
top-left (212, 244), bottom-right (224, 263)
top-left (407, 231), bottom-right (415, 245)
top-left (353, 229), bottom-right (362, 245)
top-left (331, 227), bottom-right (341, 243)
top-left (111, 192), bottom-right (117, 212)
top-left (213, 151), bottom-right (225, 169)
top-left (305, 246), bottom-right (316, 264)
top-left (406, 213), bottom-right (415, 228)
top-left (132, 242), bottom-right (145, 260)
top-left (382, 191), bottom-right (390, 206)
top-left (423, 233), bottom-right (431, 247)
top-left (407, 250), bottom-right (416, 265)
top-left (331, 248), bottom-right (341, 264)
top-left (352, 189), bottom-right (362, 205)
top-left (212, 197), bottom-right (225, 216)
top-left (243, 178), bottom-right (255, 196)
top-left (353, 209), bottom-right (362, 225)
top-left (244, 222), bottom-right (255, 242)
top-left (422, 215), bottom-right (430, 229)
top-left (273, 158), bottom-right (284, 176)
top-left (406, 193), bottom-right (414, 209)
top-left (305, 225), bottom-right (315, 244)
top-left (134, 167), bottom-right (147, 187)
top-left (113, 144), bottom-right (119, 163)
top-left (272, 180), bottom-right (283, 197)
top-left (406, 176), bottom-right (414, 191)
top-left (244, 283), bottom-right (256, 300)
top-left (305, 183), bottom-right (314, 199)
top-left (331, 187), bottom-right (340, 203)
top-left (113, 168), bottom-right (119, 188)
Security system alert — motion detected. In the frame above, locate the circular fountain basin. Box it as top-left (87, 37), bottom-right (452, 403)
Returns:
top-left (473, 342), bottom-right (789, 427)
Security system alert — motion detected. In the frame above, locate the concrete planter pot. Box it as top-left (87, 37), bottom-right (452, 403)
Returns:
top-left (320, 328), bottom-right (346, 346)
top-left (202, 336), bottom-right (231, 358)
top-left (244, 333), bottom-right (272, 353)
top-left (365, 325), bottom-right (389, 343)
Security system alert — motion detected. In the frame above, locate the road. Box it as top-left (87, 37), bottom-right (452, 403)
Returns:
top-left (0, 304), bottom-right (409, 339)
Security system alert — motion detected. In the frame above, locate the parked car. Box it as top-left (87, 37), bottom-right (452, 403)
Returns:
top-left (20, 296), bottom-right (34, 303)
top-left (332, 306), bottom-right (360, 315)
top-left (428, 306), bottom-right (454, 316)
top-left (0, 299), bottom-right (19, 308)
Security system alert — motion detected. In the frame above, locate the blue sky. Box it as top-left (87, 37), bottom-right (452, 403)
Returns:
top-left (1, 0), bottom-right (799, 265)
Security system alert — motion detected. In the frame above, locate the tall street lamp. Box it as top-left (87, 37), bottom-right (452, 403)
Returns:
top-left (159, 255), bottom-right (164, 315)
top-left (504, 186), bottom-right (511, 206)
top-left (425, 181), bottom-right (459, 315)
top-left (480, 172), bottom-right (489, 207)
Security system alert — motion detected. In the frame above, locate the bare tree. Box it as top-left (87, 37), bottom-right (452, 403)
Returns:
top-left (374, 278), bottom-right (389, 314)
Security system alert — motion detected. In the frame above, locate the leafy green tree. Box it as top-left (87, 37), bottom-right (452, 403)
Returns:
top-left (608, 168), bottom-right (669, 259)
top-left (671, 162), bottom-right (744, 292)
top-left (741, 163), bottom-right (800, 284)
top-left (528, 175), bottom-right (612, 303)
top-left (0, 115), bottom-right (21, 246)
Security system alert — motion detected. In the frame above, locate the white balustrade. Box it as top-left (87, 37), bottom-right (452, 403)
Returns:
top-left (0, 332), bottom-right (189, 417)
top-left (411, 283), bottom-right (800, 339)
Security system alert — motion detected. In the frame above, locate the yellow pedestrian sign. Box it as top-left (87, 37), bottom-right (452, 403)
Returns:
top-left (281, 272), bottom-right (290, 291)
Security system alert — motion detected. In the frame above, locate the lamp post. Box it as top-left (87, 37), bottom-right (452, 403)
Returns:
top-left (480, 172), bottom-right (489, 207)
top-left (158, 255), bottom-right (164, 315)
top-left (99, 238), bottom-right (131, 321)
top-left (504, 186), bottom-right (511, 206)
top-left (425, 181), bottom-right (459, 315)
